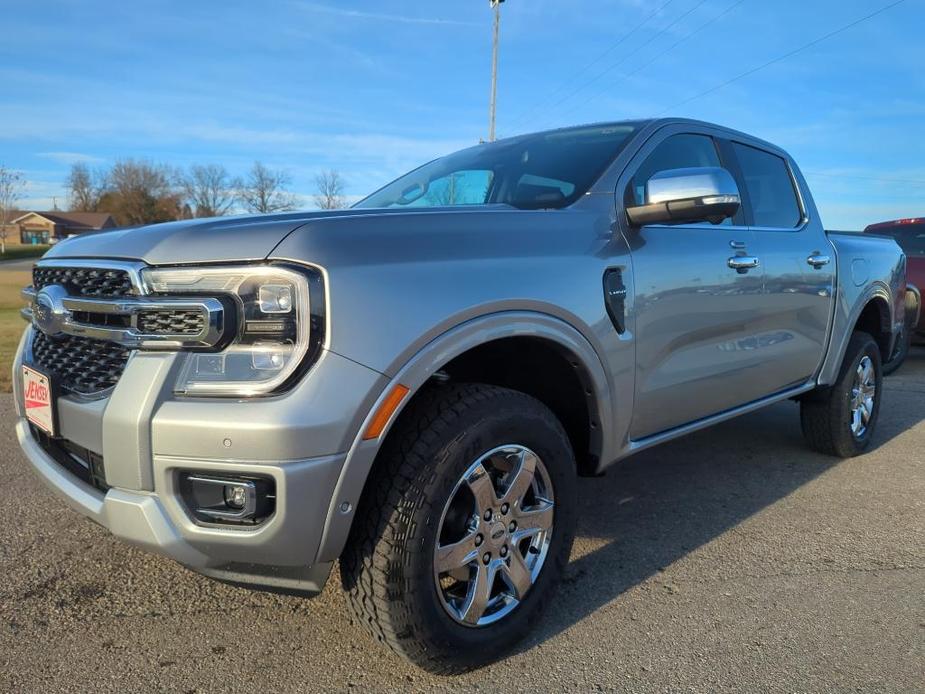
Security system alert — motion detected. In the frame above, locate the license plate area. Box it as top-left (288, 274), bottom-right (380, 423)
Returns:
top-left (22, 364), bottom-right (57, 437)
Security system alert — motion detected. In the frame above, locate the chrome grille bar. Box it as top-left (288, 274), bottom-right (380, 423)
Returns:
top-left (21, 277), bottom-right (226, 350)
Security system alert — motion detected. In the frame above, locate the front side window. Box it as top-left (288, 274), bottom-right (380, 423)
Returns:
top-left (631, 133), bottom-right (722, 206)
top-left (355, 123), bottom-right (641, 210)
top-left (732, 143), bottom-right (802, 228)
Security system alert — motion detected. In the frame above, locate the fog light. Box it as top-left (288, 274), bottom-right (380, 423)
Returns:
top-left (179, 473), bottom-right (275, 525)
top-left (224, 484), bottom-right (248, 510)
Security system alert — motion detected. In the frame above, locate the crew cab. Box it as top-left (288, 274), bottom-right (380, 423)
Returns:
top-left (13, 119), bottom-right (906, 673)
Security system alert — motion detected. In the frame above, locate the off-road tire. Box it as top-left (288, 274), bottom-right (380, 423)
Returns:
top-left (340, 383), bottom-right (577, 674)
top-left (800, 331), bottom-right (882, 457)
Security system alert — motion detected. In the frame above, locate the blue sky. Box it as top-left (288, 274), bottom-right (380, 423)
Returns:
top-left (1, 0), bottom-right (922, 228)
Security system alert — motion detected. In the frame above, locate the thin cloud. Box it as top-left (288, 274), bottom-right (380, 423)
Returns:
top-left (294, 2), bottom-right (476, 26)
top-left (36, 151), bottom-right (105, 165)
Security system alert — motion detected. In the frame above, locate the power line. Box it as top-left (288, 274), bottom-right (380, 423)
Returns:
top-left (558, 0), bottom-right (748, 122)
top-left (507, 0), bottom-right (677, 130)
top-left (528, 0), bottom-right (711, 130)
top-left (654, 0), bottom-right (908, 116)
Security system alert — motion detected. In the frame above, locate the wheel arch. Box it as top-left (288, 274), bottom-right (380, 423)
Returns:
top-left (853, 292), bottom-right (893, 358)
top-left (314, 311), bottom-right (615, 563)
top-left (817, 281), bottom-right (896, 386)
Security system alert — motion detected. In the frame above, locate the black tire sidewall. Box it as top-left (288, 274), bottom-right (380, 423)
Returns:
top-left (402, 395), bottom-right (576, 661)
top-left (833, 333), bottom-right (883, 453)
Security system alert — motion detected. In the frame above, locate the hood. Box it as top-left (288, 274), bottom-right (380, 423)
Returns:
top-left (42, 208), bottom-right (443, 266)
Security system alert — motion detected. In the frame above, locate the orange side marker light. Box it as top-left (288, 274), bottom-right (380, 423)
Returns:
top-left (363, 384), bottom-right (410, 440)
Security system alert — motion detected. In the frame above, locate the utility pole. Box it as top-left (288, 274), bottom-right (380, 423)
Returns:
top-left (488, 0), bottom-right (504, 142)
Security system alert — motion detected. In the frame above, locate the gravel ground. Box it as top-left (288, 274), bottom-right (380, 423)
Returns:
top-left (1, 350), bottom-right (923, 693)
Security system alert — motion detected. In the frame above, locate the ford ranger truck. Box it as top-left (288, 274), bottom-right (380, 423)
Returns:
top-left (14, 119), bottom-right (905, 673)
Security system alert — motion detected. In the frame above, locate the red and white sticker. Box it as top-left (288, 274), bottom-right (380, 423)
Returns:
top-left (23, 365), bottom-right (55, 436)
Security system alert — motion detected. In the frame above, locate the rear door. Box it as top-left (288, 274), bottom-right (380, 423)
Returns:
top-left (726, 140), bottom-right (836, 389)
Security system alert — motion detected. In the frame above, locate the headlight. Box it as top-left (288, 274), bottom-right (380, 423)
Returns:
top-left (140, 264), bottom-right (323, 397)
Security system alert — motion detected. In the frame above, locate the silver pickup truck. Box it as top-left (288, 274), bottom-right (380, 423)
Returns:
top-left (13, 119), bottom-right (905, 673)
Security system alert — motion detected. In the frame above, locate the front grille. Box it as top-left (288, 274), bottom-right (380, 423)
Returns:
top-left (137, 308), bottom-right (206, 335)
top-left (31, 425), bottom-right (109, 492)
top-left (32, 331), bottom-right (131, 395)
top-left (33, 266), bottom-right (134, 298)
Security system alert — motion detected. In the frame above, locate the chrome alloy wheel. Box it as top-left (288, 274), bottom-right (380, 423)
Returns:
top-left (433, 445), bottom-right (555, 627)
top-left (849, 355), bottom-right (877, 438)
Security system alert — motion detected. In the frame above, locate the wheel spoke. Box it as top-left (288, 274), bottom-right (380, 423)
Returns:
top-left (465, 463), bottom-right (499, 517)
top-left (435, 533), bottom-right (478, 573)
top-left (460, 562), bottom-right (495, 625)
top-left (501, 449), bottom-right (537, 507)
top-left (514, 499), bottom-right (553, 534)
top-left (851, 408), bottom-right (863, 434)
top-left (502, 551), bottom-right (532, 599)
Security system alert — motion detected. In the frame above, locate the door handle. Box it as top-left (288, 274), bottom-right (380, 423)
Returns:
top-left (807, 253), bottom-right (831, 268)
top-left (727, 255), bottom-right (760, 271)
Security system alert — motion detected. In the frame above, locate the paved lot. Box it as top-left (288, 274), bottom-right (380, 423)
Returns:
top-left (1, 352), bottom-right (923, 693)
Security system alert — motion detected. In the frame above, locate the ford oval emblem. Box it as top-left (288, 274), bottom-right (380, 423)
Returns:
top-left (32, 284), bottom-right (70, 337)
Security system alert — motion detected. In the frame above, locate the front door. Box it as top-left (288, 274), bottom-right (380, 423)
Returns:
top-left (625, 132), bottom-right (772, 439)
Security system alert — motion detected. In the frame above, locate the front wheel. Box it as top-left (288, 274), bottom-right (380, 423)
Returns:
top-left (341, 383), bottom-right (577, 674)
top-left (800, 331), bottom-right (883, 457)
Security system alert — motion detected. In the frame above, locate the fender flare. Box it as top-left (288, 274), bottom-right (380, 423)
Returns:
top-left (818, 281), bottom-right (893, 386)
top-left (314, 310), bottom-right (615, 563)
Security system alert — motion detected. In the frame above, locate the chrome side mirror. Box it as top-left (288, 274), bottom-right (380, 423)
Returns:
top-left (626, 167), bottom-right (741, 226)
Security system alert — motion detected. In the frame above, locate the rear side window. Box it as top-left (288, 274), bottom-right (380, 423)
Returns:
top-left (732, 143), bottom-right (802, 228)
top-left (632, 134), bottom-right (722, 205)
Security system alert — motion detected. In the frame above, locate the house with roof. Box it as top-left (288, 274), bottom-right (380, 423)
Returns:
top-left (1, 211), bottom-right (117, 245)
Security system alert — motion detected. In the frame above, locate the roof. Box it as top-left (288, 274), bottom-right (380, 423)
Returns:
top-left (1, 209), bottom-right (24, 224)
top-left (11, 211), bottom-right (115, 229)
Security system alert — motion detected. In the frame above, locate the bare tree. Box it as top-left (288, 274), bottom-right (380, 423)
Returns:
top-left (0, 165), bottom-right (25, 254)
top-left (102, 159), bottom-right (182, 225)
top-left (240, 162), bottom-right (299, 213)
top-left (313, 169), bottom-right (347, 210)
top-left (66, 162), bottom-right (105, 212)
top-left (181, 164), bottom-right (239, 218)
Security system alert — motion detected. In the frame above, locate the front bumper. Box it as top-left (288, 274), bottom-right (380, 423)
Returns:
top-left (13, 326), bottom-right (387, 595)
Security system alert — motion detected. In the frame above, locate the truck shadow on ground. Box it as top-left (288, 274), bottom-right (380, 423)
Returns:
top-left (515, 346), bottom-right (925, 655)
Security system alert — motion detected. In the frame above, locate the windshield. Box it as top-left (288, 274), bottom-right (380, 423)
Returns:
top-left (354, 123), bottom-right (641, 211)
top-left (869, 222), bottom-right (925, 256)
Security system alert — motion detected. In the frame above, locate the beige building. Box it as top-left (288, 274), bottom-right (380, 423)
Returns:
top-left (1, 211), bottom-right (116, 246)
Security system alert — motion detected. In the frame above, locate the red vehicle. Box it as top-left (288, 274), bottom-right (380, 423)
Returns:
top-left (864, 218), bottom-right (924, 372)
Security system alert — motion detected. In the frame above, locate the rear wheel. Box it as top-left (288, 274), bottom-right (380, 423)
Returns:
top-left (341, 383), bottom-right (577, 674)
top-left (800, 331), bottom-right (882, 457)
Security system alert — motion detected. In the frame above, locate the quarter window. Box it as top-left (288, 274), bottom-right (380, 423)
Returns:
top-left (732, 143), bottom-right (802, 228)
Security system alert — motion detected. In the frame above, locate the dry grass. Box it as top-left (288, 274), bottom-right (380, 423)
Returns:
top-left (0, 270), bottom-right (31, 392)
